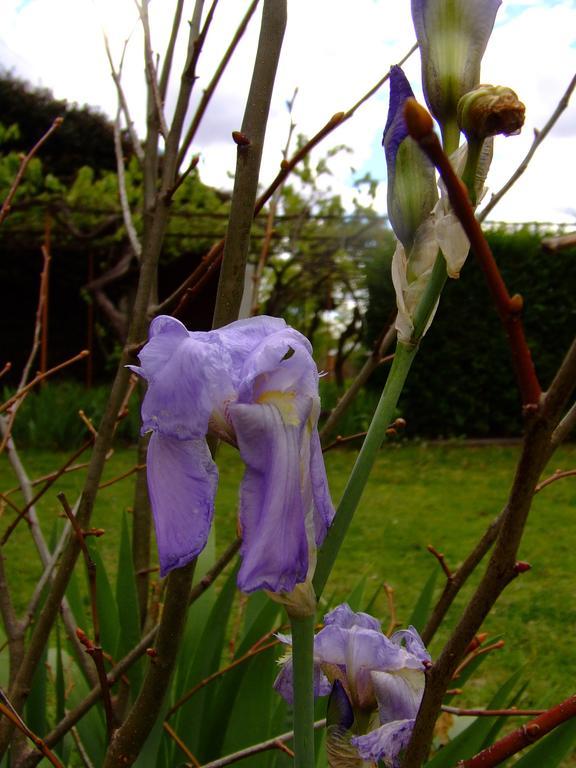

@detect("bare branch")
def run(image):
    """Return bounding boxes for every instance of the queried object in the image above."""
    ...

[479,72,576,222]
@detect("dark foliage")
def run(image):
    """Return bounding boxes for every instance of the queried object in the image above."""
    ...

[365,226,576,437]
[0,70,124,179]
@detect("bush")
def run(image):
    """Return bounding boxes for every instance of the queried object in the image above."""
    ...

[5,381,140,449]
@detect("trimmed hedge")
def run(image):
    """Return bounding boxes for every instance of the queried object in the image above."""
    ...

[365,226,576,437]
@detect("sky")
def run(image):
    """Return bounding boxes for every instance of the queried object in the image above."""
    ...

[1,0,575,224]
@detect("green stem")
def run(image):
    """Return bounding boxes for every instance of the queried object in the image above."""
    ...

[313,341,418,597]
[290,613,316,768]
[441,119,460,156]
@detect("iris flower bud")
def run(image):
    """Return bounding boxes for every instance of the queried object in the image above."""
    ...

[458,84,526,140]
[412,0,502,128]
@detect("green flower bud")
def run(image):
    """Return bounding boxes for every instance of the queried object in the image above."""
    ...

[457,85,526,139]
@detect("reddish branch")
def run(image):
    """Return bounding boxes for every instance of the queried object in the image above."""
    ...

[459,694,576,767]
[404,98,542,407]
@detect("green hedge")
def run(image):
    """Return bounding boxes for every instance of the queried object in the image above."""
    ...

[4,382,140,449]
[365,226,576,437]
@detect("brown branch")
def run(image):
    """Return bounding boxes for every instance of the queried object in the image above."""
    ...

[157,46,418,319]
[1,439,94,546]
[535,467,576,493]
[322,431,368,453]
[459,694,576,767]
[479,72,576,222]
[196,720,327,768]
[443,706,545,717]
[0,350,90,415]
[163,721,201,766]
[404,98,541,407]
[58,494,116,739]
[176,0,261,171]
[212,0,287,329]
[0,118,63,226]
[166,635,279,718]
[427,545,453,580]
[0,691,64,768]
[403,339,576,766]
[98,464,145,490]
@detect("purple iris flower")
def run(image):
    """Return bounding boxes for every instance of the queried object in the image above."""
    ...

[274,603,430,767]
[412,0,502,124]
[131,314,334,594]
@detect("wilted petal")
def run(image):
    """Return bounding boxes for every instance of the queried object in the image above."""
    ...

[391,230,439,343]
[230,400,311,593]
[147,432,218,576]
[135,316,234,439]
[351,718,414,767]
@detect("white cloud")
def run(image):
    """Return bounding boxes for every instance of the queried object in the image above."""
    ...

[0,0,575,223]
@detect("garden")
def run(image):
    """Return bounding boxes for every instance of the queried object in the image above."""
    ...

[1,1,576,767]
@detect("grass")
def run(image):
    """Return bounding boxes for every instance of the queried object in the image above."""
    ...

[1,440,576,756]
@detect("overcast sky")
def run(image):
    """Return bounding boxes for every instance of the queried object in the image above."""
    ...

[1,0,575,224]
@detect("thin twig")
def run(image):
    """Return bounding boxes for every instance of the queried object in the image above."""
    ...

[427,545,453,580]
[167,635,279,717]
[0,118,63,226]
[322,431,369,453]
[58,493,116,739]
[458,694,576,767]
[479,72,576,222]
[384,583,400,636]
[176,0,260,172]
[98,464,145,490]
[405,98,542,407]
[443,706,545,717]
[163,722,201,766]
[157,45,418,319]
[103,35,144,164]
[0,350,90,415]
[535,468,576,493]
[0,690,64,768]
[135,0,169,139]
[113,106,142,259]
[195,720,327,768]
[1,439,94,546]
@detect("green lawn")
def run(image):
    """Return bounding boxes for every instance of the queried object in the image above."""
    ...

[2,440,576,748]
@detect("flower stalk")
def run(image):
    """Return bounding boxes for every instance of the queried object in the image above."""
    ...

[289,613,317,768]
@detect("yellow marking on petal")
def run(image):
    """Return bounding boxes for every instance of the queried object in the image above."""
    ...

[256,390,300,427]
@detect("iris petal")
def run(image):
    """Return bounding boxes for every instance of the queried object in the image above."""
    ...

[352,718,414,767]
[147,432,218,577]
[230,401,310,593]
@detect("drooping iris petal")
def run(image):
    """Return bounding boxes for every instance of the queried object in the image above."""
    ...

[310,427,336,545]
[146,432,218,576]
[351,718,414,767]
[230,399,311,593]
[134,314,334,589]
[412,0,502,124]
[135,317,234,439]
